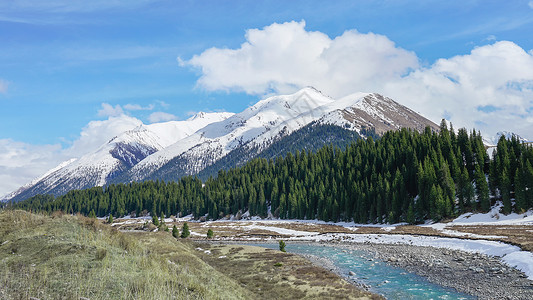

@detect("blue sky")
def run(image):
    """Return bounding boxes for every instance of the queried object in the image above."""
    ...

[1,0,533,195]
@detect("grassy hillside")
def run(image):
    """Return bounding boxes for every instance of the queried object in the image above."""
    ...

[0,210,252,300]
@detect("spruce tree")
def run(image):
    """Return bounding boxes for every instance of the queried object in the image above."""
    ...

[475,164,491,212]
[207,228,214,239]
[152,214,159,226]
[406,202,415,225]
[279,240,286,252]
[181,222,190,238]
[172,225,179,239]
[107,214,113,224]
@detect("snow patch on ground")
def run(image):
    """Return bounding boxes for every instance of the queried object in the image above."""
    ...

[422,223,507,239]
[244,225,319,236]
[290,233,533,280]
[451,202,533,226]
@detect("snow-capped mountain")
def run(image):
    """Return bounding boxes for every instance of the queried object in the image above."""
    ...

[4,112,233,202]
[122,87,438,183]
[5,87,438,202]
[483,131,530,147]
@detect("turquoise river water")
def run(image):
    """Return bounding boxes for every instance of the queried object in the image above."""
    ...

[249,242,475,300]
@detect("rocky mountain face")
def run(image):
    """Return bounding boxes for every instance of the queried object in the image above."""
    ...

[4,87,438,202]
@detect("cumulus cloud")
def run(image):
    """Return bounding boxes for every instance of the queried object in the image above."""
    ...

[0,114,142,197]
[182,20,533,139]
[0,79,8,94]
[98,103,124,117]
[383,41,533,138]
[148,111,178,123]
[64,114,142,158]
[0,139,62,197]
[180,20,418,97]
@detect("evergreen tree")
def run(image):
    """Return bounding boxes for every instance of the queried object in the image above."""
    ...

[181,222,190,238]
[406,202,415,225]
[152,214,159,226]
[279,240,286,252]
[107,214,113,224]
[207,228,214,239]
[172,225,179,239]
[475,164,491,212]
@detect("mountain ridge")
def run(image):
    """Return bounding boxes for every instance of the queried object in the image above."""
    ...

[4,87,438,202]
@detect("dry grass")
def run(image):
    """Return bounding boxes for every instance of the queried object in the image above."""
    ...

[114,217,533,253]
[194,243,382,300]
[0,210,251,300]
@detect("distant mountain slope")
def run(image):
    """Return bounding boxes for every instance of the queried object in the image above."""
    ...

[6,112,233,202]
[122,88,438,183]
[196,122,367,181]
[5,87,438,202]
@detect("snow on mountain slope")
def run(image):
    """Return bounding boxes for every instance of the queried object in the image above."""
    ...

[126,87,336,180]
[5,112,233,201]
[127,88,438,182]
[484,131,531,147]
[319,93,439,135]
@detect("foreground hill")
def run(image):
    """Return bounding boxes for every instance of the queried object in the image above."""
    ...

[0,210,377,300]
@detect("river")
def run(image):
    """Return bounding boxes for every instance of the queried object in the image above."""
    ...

[249,242,474,300]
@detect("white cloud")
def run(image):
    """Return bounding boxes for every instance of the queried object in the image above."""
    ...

[0,79,8,94]
[183,21,533,139]
[529,1,533,9]
[123,103,154,111]
[383,41,533,138]
[97,103,124,117]
[0,114,142,197]
[181,20,418,98]
[148,111,178,123]
[64,114,142,158]
[155,100,170,108]
[0,139,62,197]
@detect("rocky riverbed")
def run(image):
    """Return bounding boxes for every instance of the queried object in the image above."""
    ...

[303,241,533,300]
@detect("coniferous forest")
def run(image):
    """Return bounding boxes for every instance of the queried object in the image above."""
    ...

[9,121,533,224]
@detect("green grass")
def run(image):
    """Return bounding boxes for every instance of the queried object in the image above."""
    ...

[0,210,251,300]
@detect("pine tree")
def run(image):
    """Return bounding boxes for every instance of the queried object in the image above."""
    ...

[475,164,491,212]
[152,214,159,226]
[207,228,214,239]
[172,225,179,238]
[88,209,96,218]
[107,214,113,224]
[501,169,512,214]
[181,222,190,238]
[279,240,286,252]
[406,202,415,225]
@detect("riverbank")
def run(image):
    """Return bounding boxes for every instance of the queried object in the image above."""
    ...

[193,241,382,300]
[292,241,533,300]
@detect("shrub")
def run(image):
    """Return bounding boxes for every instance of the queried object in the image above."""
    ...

[207,229,214,239]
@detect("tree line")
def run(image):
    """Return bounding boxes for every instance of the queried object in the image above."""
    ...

[8,121,533,224]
